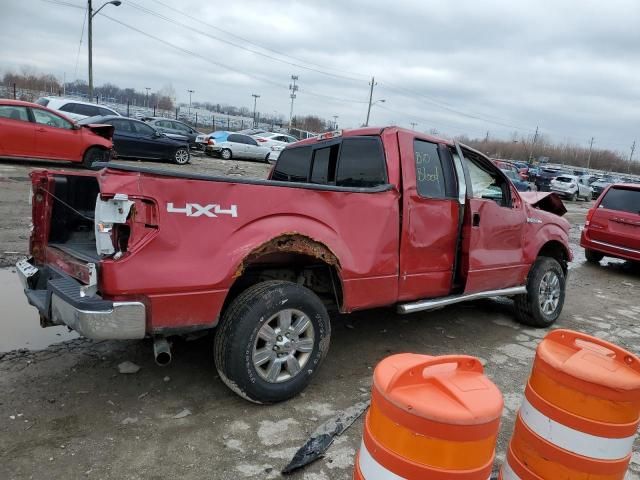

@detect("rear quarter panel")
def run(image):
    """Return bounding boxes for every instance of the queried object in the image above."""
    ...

[97,172,401,330]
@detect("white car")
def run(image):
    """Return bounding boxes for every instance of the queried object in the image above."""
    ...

[253,132,298,162]
[205,132,271,162]
[35,97,120,121]
[550,174,592,201]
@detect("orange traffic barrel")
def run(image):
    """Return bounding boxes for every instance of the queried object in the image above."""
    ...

[354,353,503,480]
[501,329,640,480]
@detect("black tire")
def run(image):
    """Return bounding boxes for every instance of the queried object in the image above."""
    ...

[514,257,565,328]
[173,147,190,165]
[570,192,577,202]
[214,281,331,404]
[82,146,108,169]
[264,153,270,163]
[221,148,232,160]
[585,248,604,264]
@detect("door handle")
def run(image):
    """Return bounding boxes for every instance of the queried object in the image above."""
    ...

[472,212,481,227]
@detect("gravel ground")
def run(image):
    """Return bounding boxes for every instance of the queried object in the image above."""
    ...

[1,156,639,480]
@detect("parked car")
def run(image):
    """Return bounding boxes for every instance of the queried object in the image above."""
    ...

[590,179,612,199]
[78,115,190,164]
[18,127,571,404]
[253,132,299,162]
[0,99,112,168]
[550,174,591,201]
[205,132,270,162]
[581,183,640,264]
[195,130,230,150]
[501,168,531,191]
[535,168,562,191]
[143,118,199,149]
[36,97,120,121]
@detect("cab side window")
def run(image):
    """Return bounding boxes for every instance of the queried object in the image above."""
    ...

[414,140,456,199]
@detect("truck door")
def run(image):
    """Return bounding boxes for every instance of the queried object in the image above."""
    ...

[398,131,461,300]
[457,146,529,293]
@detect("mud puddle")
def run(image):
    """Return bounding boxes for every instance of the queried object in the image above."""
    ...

[0,268,78,352]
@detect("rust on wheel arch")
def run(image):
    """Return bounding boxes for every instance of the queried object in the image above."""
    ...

[233,233,341,279]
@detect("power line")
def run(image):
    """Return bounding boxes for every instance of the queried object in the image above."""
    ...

[98,12,367,107]
[73,4,87,80]
[147,0,370,82]
[126,0,367,84]
[41,0,84,9]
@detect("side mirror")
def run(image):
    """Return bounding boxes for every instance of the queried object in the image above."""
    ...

[72,122,81,130]
[153,131,163,138]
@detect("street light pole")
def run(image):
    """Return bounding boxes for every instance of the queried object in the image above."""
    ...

[145,87,150,108]
[87,0,121,101]
[251,94,260,128]
[187,89,194,116]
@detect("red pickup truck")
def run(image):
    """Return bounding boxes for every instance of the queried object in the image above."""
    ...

[17,127,571,403]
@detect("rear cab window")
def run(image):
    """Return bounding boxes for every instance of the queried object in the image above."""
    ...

[271,136,387,188]
[600,187,640,215]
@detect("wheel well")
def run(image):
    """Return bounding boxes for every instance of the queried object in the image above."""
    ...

[537,241,569,274]
[223,234,343,314]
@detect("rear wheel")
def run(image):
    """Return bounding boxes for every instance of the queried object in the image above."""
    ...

[570,192,577,201]
[173,147,190,165]
[82,147,108,169]
[221,148,232,160]
[585,248,604,264]
[514,257,565,328]
[214,281,331,404]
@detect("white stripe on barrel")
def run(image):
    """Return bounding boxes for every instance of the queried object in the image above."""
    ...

[520,397,635,461]
[358,441,405,480]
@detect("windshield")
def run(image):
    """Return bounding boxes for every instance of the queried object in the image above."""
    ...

[555,177,574,183]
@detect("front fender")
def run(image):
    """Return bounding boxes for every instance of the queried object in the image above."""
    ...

[524,221,572,265]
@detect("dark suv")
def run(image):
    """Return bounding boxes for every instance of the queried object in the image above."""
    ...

[535,168,562,192]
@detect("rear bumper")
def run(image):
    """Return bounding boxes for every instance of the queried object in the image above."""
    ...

[16,258,146,340]
[550,188,575,198]
[580,231,640,262]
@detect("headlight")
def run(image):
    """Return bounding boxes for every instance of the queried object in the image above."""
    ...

[271,145,284,151]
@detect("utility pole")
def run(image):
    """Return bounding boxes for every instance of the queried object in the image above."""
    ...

[288,75,298,132]
[484,131,490,142]
[187,89,194,116]
[528,125,539,163]
[410,122,417,130]
[332,115,339,130]
[145,87,150,108]
[251,94,260,128]
[87,0,121,100]
[365,76,376,127]
[629,140,636,173]
[587,137,595,169]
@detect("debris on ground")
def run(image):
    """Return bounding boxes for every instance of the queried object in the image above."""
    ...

[117,361,140,374]
[173,408,192,419]
[121,417,138,425]
[282,401,370,474]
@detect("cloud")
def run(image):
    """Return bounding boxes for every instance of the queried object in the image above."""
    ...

[1,0,638,151]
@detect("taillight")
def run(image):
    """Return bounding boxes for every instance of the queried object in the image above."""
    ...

[585,208,595,226]
[207,138,215,145]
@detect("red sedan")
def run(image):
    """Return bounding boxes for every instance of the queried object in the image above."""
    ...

[0,99,113,168]
[581,183,640,263]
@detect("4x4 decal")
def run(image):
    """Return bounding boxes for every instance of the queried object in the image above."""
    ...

[167,203,238,218]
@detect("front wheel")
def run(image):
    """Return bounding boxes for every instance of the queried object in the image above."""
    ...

[173,147,190,165]
[214,281,331,404]
[570,192,577,202]
[514,257,565,328]
[221,148,232,160]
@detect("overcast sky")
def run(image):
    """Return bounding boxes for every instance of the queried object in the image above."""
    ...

[2,0,639,152]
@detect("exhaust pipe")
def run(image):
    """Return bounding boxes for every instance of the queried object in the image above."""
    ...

[153,337,172,366]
